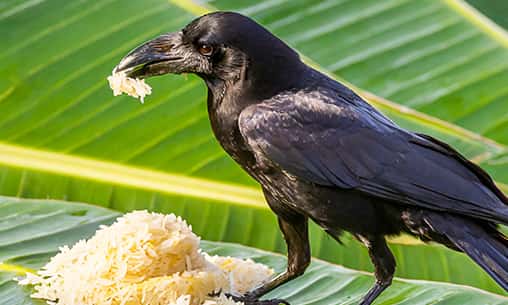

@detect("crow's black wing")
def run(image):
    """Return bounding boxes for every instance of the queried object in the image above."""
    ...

[238,91,508,224]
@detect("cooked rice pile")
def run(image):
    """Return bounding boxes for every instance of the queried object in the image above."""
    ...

[107,72,152,103]
[18,211,273,305]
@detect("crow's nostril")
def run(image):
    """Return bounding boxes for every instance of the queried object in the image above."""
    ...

[152,43,168,52]
[151,41,174,52]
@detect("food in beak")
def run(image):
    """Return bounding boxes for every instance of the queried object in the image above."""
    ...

[107,70,152,103]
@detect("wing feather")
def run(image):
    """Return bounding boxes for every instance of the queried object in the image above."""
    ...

[239,92,508,224]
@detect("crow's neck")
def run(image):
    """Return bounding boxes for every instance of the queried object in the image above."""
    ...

[201,59,307,173]
[245,54,307,100]
[201,77,253,169]
[203,55,305,131]
[204,77,245,149]
[204,56,307,111]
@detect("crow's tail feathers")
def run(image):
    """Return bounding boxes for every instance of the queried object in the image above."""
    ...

[426,213,508,291]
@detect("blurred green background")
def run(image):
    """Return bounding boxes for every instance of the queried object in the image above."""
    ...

[468,0,508,29]
[1,0,508,304]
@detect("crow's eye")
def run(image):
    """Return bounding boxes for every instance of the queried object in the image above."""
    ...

[198,44,213,56]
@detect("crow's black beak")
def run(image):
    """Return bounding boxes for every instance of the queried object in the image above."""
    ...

[114,32,185,78]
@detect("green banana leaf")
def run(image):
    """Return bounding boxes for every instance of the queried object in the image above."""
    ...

[3,197,508,305]
[0,0,507,295]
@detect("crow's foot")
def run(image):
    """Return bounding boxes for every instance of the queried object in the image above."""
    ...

[226,294,290,305]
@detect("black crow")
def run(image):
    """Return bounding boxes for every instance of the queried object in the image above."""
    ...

[114,12,508,305]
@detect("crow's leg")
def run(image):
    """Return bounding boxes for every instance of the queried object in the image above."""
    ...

[356,235,395,305]
[239,211,310,304]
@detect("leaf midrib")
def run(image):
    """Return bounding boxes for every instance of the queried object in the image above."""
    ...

[444,0,508,49]
[0,142,265,208]
[0,263,35,275]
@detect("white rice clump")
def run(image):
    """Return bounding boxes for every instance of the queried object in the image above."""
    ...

[17,211,273,305]
[107,71,152,103]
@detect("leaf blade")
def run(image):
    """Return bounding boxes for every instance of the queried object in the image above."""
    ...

[2,197,507,305]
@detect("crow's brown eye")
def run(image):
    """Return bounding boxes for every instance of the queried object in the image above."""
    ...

[198,44,213,56]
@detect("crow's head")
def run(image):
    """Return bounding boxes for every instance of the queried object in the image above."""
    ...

[115,11,305,97]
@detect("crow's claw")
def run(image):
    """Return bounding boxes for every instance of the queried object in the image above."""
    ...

[226,294,290,305]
